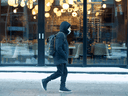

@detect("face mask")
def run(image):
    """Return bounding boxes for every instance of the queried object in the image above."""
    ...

[68,29,71,34]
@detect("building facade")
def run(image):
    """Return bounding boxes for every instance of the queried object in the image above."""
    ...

[0,0,128,67]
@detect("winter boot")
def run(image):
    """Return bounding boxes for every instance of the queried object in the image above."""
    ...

[59,84,72,92]
[41,73,61,91]
[41,79,49,91]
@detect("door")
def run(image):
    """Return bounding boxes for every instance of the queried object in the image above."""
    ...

[0,0,38,65]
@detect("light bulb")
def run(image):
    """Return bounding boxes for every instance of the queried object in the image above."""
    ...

[62,3,69,10]
[115,0,121,2]
[72,12,77,17]
[13,9,17,13]
[45,13,50,17]
[33,16,36,19]
[103,4,106,8]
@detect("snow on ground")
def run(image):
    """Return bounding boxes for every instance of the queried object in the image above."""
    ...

[0,72,128,83]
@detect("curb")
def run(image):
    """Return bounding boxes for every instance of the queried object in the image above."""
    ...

[0,71,128,74]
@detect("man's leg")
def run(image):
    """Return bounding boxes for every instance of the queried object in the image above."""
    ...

[59,63,71,92]
[60,63,67,88]
[41,64,63,91]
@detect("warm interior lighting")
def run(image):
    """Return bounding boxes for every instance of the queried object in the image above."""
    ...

[61,9,66,13]
[13,9,17,13]
[102,4,106,8]
[20,0,25,7]
[13,0,19,7]
[53,8,58,13]
[72,12,77,17]
[33,16,36,19]
[56,11,62,17]
[62,3,69,10]
[73,6,79,11]
[35,5,38,10]
[27,0,33,9]
[46,2,51,6]
[33,0,36,2]
[95,12,99,16]
[69,0,73,4]
[32,9,36,15]
[88,10,91,14]
[68,8,73,12]
[115,0,121,2]
[8,0,15,6]
[50,0,54,4]
[80,0,83,3]
[45,13,50,17]
[89,0,91,2]
[45,6,51,11]
[32,8,38,15]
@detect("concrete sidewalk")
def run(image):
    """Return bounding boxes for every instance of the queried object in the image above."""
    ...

[0,66,128,74]
[0,73,128,96]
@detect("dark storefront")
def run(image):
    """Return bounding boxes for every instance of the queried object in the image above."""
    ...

[0,0,128,67]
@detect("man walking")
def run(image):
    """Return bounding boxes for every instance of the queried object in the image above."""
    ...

[41,21,72,92]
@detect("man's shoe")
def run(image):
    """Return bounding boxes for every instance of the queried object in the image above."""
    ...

[41,79,47,91]
[59,87,72,93]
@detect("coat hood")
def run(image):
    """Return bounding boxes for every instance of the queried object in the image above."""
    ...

[60,21,71,35]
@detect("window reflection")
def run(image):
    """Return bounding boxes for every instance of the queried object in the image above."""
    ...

[1,0,38,64]
[87,0,127,65]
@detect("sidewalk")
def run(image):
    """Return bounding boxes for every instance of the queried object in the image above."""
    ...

[0,72,128,96]
[0,66,128,74]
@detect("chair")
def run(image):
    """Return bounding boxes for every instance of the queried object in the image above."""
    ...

[79,43,83,57]
[69,43,81,59]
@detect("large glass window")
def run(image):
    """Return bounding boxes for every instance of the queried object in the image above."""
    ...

[87,0,127,65]
[45,0,83,65]
[1,0,38,64]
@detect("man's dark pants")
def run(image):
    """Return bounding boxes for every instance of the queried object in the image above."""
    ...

[45,63,68,87]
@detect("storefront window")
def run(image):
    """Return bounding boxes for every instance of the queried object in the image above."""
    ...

[87,0,127,65]
[45,0,83,65]
[1,0,38,64]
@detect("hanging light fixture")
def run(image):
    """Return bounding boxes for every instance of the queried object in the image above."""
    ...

[27,0,33,9]
[45,6,51,11]
[20,0,25,7]
[53,8,58,13]
[35,5,38,10]
[69,0,73,4]
[50,0,54,4]
[33,0,36,2]
[13,9,17,13]
[72,12,77,17]
[68,8,73,12]
[88,0,91,2]
[46,2,52,6]
[115,0,121,2]
[88,10,91,14]
[33,16,36,19]
[45,13,50,18]
[95,12,99,16]
[102,4,106,8]
[32,8,38,15]
[13,0,19,7]
[8,0,15,6]
[62,3,69,10]
[56,11,62,17]
[80,0,83,3]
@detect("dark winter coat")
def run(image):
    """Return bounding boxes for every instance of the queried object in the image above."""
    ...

[53,21,71,65]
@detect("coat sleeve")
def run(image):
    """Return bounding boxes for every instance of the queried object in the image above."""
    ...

[55,33,67,60]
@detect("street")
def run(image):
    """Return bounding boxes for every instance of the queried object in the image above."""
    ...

[0,73,128,96]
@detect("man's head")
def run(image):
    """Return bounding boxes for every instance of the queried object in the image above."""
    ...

[60,21,71,35]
